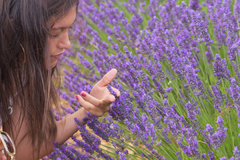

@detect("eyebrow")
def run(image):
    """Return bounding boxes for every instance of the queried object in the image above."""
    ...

[51,26,69,30]
[51,17,76,30]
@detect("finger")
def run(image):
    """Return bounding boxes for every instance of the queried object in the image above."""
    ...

[78,92,113,110]
[76,95,95,112]
[111,87,121,97]
[97,69,117,87]
[108,94,116,102]
[2,155,6,160]
[0,152,6,160]
[0,141,4,151]
[76,95,108,117]
[79,91,101,107]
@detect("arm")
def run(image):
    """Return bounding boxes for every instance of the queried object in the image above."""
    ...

[55,106,87,145]
[55,68,121,145]
[9,104,87,160]
[55,68,120,145]
[10,69,120,160]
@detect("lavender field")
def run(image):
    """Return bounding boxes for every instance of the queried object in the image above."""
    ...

[45,0,240,159]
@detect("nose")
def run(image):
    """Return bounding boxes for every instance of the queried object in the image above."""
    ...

[58,32,71,49]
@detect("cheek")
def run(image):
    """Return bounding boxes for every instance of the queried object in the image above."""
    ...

[45,38,57,70]
[48,39,57,55]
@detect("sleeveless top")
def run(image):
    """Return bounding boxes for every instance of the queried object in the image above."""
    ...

[0,67,27,128]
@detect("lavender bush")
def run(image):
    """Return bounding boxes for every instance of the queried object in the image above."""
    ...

[45,0,240,159]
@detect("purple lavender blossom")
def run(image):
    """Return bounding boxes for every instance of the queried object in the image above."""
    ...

[208,151,216,160]
[211,84,224,112]
[54,0,240,159]
[212,54,230,79]
[185,65,198,90]
[206,46,213,63]
[216,116,227,143]
[162,128,171,144]
[201,153,208,160]
[176,151,181,160]
[189,0,201,11]
[185,101,198,121]
[74,118,105,155]
[53,142,78,160]
[191,11,213,45]
[234,146,240,160]
[165,86,173,93]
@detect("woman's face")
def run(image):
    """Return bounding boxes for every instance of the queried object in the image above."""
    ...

[47,4,77,69]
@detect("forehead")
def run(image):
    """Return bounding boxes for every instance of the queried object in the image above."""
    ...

[50,5,77,29]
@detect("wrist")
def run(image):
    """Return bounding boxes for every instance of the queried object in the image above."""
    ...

[77,107,90,125]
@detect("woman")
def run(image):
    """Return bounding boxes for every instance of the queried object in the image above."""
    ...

[0,0,120,159]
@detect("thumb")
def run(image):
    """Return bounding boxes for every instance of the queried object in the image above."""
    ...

[97,69,117,87]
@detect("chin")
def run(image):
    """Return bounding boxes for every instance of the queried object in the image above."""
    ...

[51,61,57,69]
[45,61,57,70]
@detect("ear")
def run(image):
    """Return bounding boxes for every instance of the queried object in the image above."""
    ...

[5,19,14,39]
[8,19,14,25]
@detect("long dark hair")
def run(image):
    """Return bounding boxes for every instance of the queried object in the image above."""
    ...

[0,0,78,158]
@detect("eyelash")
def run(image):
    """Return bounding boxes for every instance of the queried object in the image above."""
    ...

[52,34,60,38]
[52,27,73,38]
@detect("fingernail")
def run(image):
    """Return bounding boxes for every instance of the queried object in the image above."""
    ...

[2,155,6,160]
[81,92,87,97]
[76,95,79,100]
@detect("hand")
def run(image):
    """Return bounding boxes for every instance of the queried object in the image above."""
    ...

[90,69,120,100]
[0,152,6,160]
[0,141,6,160]
[76,69,120,117]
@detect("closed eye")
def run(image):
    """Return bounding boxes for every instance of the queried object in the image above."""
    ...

[52,34,60,38]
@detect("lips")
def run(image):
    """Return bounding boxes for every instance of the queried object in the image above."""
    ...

[51,53,63,60]
[51,52,63,57]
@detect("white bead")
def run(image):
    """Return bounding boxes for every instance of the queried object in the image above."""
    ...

[8,106,13,115]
